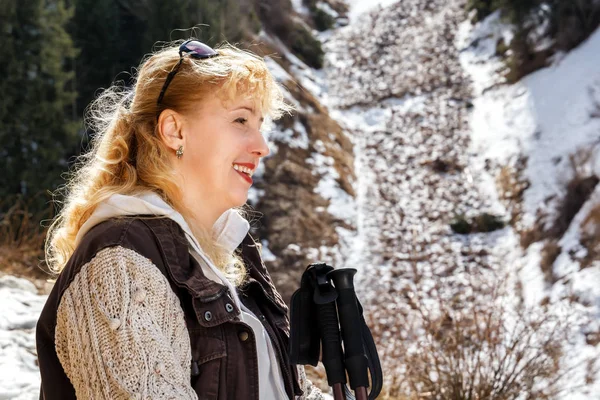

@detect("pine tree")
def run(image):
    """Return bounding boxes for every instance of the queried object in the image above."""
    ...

[70,0,216,117]
[70,0,133,117]
[0,0,78,212]
[143,0,195,49]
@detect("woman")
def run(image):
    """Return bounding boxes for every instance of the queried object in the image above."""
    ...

[36,39,324,400]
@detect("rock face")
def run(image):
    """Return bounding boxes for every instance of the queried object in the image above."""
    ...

[256,113,354,301]
[246,44,356,302]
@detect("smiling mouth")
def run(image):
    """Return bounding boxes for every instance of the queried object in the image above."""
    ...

[232,163,254,177]
[234,167,253,184]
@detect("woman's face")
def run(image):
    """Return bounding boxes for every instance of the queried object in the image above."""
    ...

[165,95,269,227]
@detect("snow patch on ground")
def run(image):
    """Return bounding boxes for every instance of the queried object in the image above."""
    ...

[260,240,277,262]
[306,149,356,226]
[291,0,310,16]
[0,275,47,400]
[279,120,311,150]
[346,0,399,22]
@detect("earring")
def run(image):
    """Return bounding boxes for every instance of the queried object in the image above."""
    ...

[176,145,184,159]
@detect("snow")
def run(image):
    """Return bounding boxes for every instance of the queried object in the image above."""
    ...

[264,55,302,111]
[260,240,277,262]
[320,2,517,391]
[346,0,399,22]
[280,120,310,150]
[306,150,356,226]
[290,0,310,16]
[457,13,600,229]
[0,276,47,400]
[458,6,600,299]
[246,186,264,206]
[264,56,293,83]
[520,242,548,305]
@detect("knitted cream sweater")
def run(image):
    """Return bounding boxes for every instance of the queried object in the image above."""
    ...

[55,246,324,399]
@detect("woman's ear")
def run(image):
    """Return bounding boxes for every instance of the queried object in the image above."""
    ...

[157,109,184,151]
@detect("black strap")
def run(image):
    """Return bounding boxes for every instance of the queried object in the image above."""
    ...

[360,302,383,400]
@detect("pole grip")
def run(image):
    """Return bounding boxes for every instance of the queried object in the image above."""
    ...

[317,301,346,386]
[328,269,370,390]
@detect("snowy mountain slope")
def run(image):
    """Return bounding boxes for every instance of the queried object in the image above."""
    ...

[458,11,600,307]
[312,0,600,397]
[457,10,600,397]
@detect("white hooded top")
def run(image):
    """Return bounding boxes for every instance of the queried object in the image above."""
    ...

[73,190,288,400]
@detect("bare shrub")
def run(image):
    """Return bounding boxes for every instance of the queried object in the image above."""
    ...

[504,29,554,84]
[303,363,331,395]
[424,157,464,174]
[450,213,505,234]
[374,267,586,400]
[496,156,529,225]
[400,301,575,398]
[495,156,539,246]
[551,173,598,234]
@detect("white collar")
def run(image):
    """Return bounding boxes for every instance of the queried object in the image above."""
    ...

[74,191,250,254]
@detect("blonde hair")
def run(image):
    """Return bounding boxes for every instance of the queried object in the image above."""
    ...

[45,40,293,285]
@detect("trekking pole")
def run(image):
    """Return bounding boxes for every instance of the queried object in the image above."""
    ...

[317,297,348,399]
[328,269,369,400]
[290,264,347,399]
[290,263,383,400]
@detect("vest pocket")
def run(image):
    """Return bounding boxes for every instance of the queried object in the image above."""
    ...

[189,335,226,399]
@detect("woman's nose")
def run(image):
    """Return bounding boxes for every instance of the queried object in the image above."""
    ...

[251,129,270,158]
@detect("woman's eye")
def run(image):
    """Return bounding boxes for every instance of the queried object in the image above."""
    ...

[235,117,248,125]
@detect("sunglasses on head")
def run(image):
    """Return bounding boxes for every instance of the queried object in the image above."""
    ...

[156,40,219,106]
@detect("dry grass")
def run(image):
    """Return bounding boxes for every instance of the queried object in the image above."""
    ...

[496,157,528,223]
[495,156,541,248]
[0,192,54,281]
[580,202,600,269]
[304,363,331,394]
[539,239,561,285]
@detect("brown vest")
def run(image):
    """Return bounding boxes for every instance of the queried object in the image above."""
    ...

[36,215,302,399]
